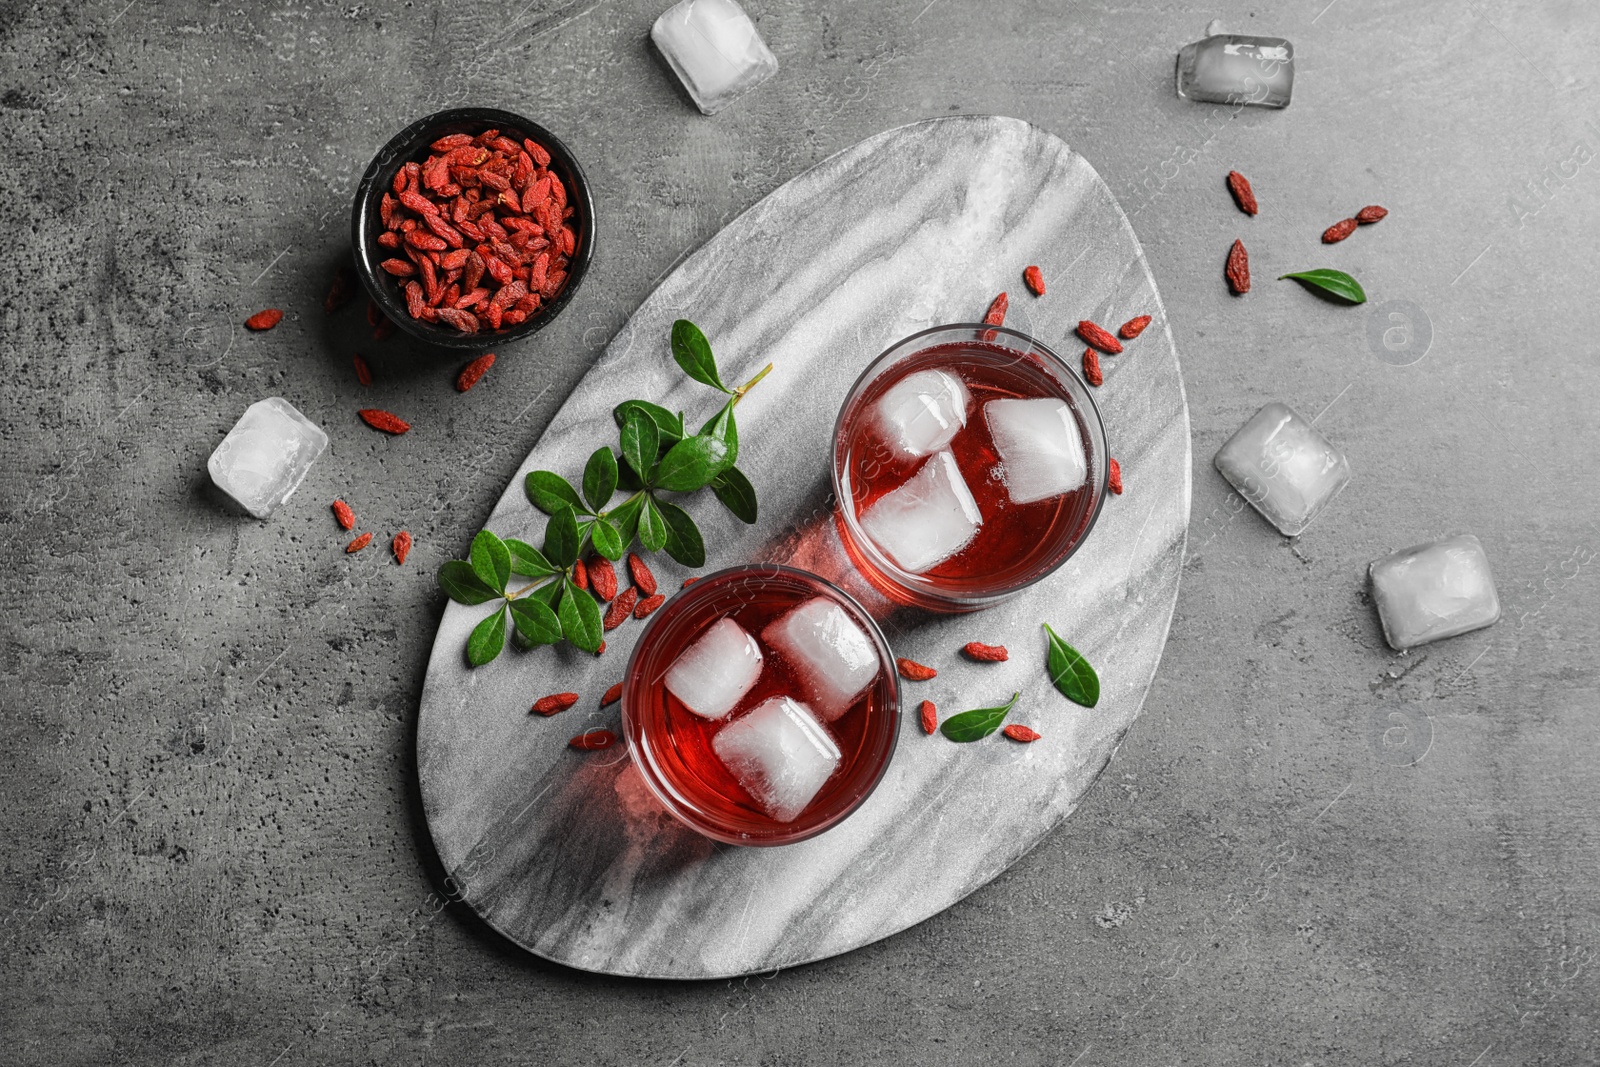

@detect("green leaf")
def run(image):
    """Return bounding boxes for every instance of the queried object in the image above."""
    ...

[558,578,604,653]
[699,400,739,471]
[653,434,731,493]
[614,399,684,443]
[469,530,510,594]
[940,692,1021,742]
[1278,268,1367,304]
[582,447,619,512]
[438,560,500,605]
[544,506,582,567]
[590,516,625,560]
[526,470,587,515]
[608,494,645,550]
[638,495,669,552]
[504,538,556,579]
[711,466,758,524]
[467,605,508,667]
[507,595,562,647]
[526,579,563,611]
[670,319,730,393]
[1044,624,1100,708]
[620,409,660,483]
[656,500,706,568]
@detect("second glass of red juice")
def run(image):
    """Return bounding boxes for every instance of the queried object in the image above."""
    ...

[832,323,1109,612]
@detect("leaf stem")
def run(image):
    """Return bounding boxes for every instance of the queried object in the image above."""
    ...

[599,489,644,520]
[732,363,773,405]
[505,575,556,601]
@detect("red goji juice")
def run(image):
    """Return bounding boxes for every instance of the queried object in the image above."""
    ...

[833,327,1107,611]
[622,566,899,846]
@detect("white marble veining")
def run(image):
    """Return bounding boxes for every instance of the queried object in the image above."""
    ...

[417,116,1191,979]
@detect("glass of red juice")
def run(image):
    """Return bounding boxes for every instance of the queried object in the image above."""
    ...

[832,323,1109,612]
[621,565,900,846]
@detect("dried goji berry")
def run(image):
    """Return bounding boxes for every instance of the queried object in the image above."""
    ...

[983,292,1008,326]
[1002,724,1041,743]
[603,587,638,631]
[588,556,618,601]
[601,681,623,707]
[345,532,373,553]
[392,530,412,565]
[456,352,495,392]
[962,642,1008,662]
[245,308,284,331]
[896,657,937,681]
[595,641,606,656]
[331,500,355,530]
[1076,320,1123,355]
[569,729,617,751]
[1323,218,1358,244]
[1108,457,1123,495]
[324,267,355,313]
[1082,348,1104,387]
[1226,170,1258,216]
[531,692,580,716]
[919,700,938,735]
[681,577,700,588]
[434,308,479,333]
[352,353,373,386]
[1356,204,1388,224]
[572,559,589,592]
[1118,315,1152,340]
[634,593,665,619]
[380,258,416,278]
[1023,265,1045,296]
[358,408,411,434]
[627,552,657,596]
[1226,240,1250,295]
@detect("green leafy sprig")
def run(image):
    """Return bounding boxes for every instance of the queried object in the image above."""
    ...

[1278,268,1367,304]
[438,319,771,666]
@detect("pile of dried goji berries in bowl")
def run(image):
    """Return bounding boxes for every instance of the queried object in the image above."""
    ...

[350,107,594,350]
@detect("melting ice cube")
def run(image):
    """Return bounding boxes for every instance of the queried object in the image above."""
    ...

[859,451,982,573]
[1369,534,1501,651]
[875,369,970,459]
[665,617,763,720]
[207,397,328,519]
[651,0,779,116]
[761,597,879,722]
[713,695,841,823]
[985,397,1088,505]
[1175,27,1294,108]
[1213,402,1349,536]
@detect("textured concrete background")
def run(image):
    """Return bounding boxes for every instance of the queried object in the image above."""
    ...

[2,0,1597,1063]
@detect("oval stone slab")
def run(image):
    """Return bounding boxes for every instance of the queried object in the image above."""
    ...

[418,116,1191,979]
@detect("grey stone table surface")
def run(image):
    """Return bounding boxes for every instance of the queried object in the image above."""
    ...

[1,0,1596,1063]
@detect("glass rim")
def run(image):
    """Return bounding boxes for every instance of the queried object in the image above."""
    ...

[830,321,1111,608]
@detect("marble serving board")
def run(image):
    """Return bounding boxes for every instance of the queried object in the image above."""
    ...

[417,116,1191,980]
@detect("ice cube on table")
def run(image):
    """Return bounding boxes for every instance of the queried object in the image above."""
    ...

[859,451,982,573]
[1176,30,1294,108]
[1213,402,1349,536]
[761,597,880,722]
[985,397,1088,505]
[875,369,970,459]
[207,397,328,519]
[1369,534,1502,651]
[665,617,763,720]
[651,0,778,116]
[713,695,841,823]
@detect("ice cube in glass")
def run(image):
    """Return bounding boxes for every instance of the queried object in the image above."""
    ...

[985,397,1087,505]
[651,0,779,116]
[206,397,328,519]
[1176,30,1294,108]
[1369,534,1501,651]
[712,695,841,823]
[874,369,969,459]
[761,597,880,722]
[664,617,763,720]
[859,450,982,573]
[1214,402,1349,536]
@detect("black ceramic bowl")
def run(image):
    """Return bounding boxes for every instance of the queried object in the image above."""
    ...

[350,107,595,351]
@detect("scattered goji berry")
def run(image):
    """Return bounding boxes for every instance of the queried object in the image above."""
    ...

[1108,457,1123,495]
[603,587,638,631]
[345,532,373,553]
[963,642,1009,662]
[358,408,411,434]
[392,530,412,565]
[1023,265,1045,296]
[324,267,355,313]
[1118,315,1152,340]
[455,352,496,392]
[634,593,665,619]
[531,692,580,716]
[1356,205,1388,224]
[331,500,355,530]
[628,552,658,596]
[601,681,623,707]
[681,577,700,588]
[1082,348,1103,387]
[245,308,284,331]
[983,292,1008,326]
[588,556,618,601]
[569,729,618,751]
[897,657,937,681]
[1226,170,1258,216]
[1077,320,1123,355]
[352,353,373,386]
[572,559,588,592]
[919,700,938,735]
[1226,240,1250,294]
[1323,218,1358,243]
[595,640,606,656]
[372,316,396,342]
[1002,724,1041,743]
